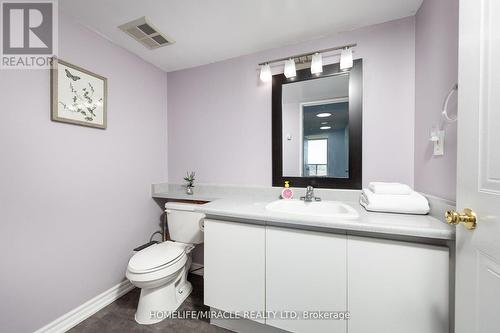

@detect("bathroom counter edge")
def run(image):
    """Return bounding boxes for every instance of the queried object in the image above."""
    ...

[152,183,455,241]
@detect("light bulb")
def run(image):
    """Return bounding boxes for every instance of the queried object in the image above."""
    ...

[311,53,323,74]
[340,47,353,70]
[284,58,296,78]
[259,63,272,82]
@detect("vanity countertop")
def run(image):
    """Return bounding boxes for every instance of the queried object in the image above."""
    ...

[152,183,455,241]
[194,198,455,241]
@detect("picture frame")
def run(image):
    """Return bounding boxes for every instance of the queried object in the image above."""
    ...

[51,58,108,129]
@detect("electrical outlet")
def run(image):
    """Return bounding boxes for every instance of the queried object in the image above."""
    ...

[433,130,445,156]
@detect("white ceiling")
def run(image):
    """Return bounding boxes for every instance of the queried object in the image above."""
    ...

[60,0,423,72]
[283,74,349,104]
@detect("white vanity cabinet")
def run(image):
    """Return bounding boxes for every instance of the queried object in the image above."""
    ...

[347,236,449,333]
[266,226,347,333]
[203,219,266,323]
[204,219,450,333]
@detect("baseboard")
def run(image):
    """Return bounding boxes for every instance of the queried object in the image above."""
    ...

[190,262,204,276]
[34,280,134,333]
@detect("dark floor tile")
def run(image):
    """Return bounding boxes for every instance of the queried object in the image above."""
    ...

[70,312,153,333]
[68,274,231,333]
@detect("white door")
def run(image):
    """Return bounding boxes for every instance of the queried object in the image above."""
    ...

[454,0,500,332]
[204,219,266,323]
[348,236,449,333]
[266,227,346,333]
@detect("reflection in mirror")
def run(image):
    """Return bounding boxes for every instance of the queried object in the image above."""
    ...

[282,74,349,178]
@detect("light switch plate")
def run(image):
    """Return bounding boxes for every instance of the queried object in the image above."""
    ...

[433,130,445,156]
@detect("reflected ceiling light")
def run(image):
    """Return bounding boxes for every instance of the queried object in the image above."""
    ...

[259,63,272,82]
[320,126,332,130]
[321,121,328,125]
[340,47,353,71]
[284,58,296,78]
[311,53,323,74]
[316,113,332,118]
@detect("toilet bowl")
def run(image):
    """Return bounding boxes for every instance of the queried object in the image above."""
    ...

[126,202,204,325]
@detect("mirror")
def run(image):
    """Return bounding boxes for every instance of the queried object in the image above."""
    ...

[282,74,349,178]
[272,60,362,189]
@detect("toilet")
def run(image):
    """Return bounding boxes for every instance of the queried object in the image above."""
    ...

[126,202,205,324]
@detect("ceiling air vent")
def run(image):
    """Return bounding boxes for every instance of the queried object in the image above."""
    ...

[118,17,175,50]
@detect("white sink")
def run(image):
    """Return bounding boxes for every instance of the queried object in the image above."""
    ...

[265,199,359,219]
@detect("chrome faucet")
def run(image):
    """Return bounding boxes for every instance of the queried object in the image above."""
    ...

[300,185,321,202]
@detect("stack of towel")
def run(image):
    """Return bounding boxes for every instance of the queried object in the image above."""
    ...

[360,182,430,215]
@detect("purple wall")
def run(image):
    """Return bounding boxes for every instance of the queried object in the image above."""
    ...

[167,17,416,188]
[414,0,459,201]
[0,15,168,333]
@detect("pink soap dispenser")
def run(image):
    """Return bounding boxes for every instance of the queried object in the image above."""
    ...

[281,181,294,199]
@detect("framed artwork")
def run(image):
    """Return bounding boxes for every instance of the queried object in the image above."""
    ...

[51,58,107,129]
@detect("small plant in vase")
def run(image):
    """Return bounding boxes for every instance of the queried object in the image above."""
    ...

[184,171,196,195]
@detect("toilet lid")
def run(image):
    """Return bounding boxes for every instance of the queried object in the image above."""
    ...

[128,241,185,273]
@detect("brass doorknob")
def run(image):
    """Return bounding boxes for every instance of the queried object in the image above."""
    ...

[445,208,477,230]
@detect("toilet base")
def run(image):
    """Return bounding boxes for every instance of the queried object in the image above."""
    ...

[134,272,192,325]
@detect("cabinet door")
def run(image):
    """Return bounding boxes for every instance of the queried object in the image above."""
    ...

[266,226,347,333]
[348,236,449,333]
[204,219,266,323]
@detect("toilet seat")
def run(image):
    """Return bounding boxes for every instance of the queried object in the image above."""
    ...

[128,241,187,274]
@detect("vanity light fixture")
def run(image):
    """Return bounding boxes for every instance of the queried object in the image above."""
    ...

[340,47,353,71]
[259,63,272,82]
[311,53,323,74]
[320,126,332,130]
[284,59,296,78]
[321,121,328,125]
[316,113,332,118]
[258,43,356,82]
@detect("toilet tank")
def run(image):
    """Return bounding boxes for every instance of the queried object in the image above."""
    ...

[165,202,205,244]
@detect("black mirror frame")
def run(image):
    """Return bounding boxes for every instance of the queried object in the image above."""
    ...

[272,59,363,189]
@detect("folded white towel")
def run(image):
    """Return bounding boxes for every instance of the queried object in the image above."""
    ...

[360,189,430,215]
[368,182,412,195]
